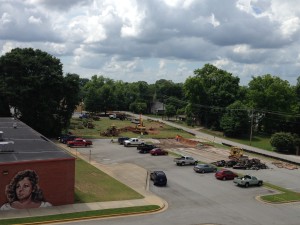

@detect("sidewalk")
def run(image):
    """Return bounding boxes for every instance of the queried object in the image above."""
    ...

[0,147,167,220]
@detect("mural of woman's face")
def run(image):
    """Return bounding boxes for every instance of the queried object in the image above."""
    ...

[15,177,33,202]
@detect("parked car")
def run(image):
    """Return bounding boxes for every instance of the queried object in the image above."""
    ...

[174,156,198,166]
[193,164,217,173]
[150,148,168,156]
[150,171,167,186]
[137,144,158,153]
[79,113,89,119]
[118,137,130,145]
[67,138,93,147]
[233,175,263,187]
[215,169,238,180]
[59,134,77,144]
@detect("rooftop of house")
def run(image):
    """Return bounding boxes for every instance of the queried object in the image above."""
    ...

[0,117,74,164]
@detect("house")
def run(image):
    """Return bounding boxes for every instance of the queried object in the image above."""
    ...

[151,101,165,114]
[0,118,75,209]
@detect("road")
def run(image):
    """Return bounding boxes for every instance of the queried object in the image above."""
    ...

[57,139,300,225]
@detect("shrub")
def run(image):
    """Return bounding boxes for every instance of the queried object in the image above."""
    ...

[270,132,294,153]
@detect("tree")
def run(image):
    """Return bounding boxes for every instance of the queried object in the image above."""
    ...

[58,73,81,131]
[220,101,249,137]
[0,48,80,137]
[129,102,147,114]
[270,132,295,153]
[184,64,240,129]
[165,104,176,120]
[246,74,297,133]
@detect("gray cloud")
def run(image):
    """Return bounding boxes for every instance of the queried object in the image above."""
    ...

[0,0,299,85]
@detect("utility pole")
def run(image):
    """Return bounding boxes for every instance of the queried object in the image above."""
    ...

[249,109,254,146]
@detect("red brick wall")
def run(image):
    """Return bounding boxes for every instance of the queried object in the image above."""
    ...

[0,158,75,207]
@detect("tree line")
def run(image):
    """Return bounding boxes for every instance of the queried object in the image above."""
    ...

[0,48,299,152]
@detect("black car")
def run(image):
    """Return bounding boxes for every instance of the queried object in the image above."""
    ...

[137,144,157,153]
[59,134,77,144]
[150,171,167,186]
[118,137,130,145]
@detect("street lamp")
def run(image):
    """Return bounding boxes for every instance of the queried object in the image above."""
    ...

[249,109,254,146]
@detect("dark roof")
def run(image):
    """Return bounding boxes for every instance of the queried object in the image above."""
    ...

[0,117,74,164]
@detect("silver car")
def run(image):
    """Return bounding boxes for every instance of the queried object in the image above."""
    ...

[193,164,217,173]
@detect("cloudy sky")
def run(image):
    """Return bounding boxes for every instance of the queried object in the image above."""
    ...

[1,0,300,85]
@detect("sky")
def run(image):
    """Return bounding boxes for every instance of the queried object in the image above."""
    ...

[1,0,300,86]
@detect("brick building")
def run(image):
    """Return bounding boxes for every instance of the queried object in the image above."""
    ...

[0,117,75,209]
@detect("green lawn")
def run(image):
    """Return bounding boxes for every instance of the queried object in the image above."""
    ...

[0,205,160,225]
[74,158,143,202]
[184,126,274,151]
[262,183,300,203]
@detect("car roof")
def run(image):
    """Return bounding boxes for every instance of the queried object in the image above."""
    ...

[153,171,165,175]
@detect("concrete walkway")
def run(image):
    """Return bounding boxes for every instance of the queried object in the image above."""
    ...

[0,147,167,220]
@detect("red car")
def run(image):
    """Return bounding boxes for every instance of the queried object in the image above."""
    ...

[215,169,238,180]
[67,138,93,147]
[150,148,168,156]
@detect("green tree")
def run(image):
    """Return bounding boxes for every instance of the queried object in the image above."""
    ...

[0,48,79,137]
[129,102,147,114]
[246,74,296,133]
[220,101,249,137]
[270,132,295,153]
[155,79,183,101]
[165,104,176,120]
[184,64,240,129]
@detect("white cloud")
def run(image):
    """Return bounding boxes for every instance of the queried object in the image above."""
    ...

[28,15,42,24]
[0,12,12,25]
[0,0,299,86]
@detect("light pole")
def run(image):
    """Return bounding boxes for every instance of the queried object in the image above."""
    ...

[249,109,254,146]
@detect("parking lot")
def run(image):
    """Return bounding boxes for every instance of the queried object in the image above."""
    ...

[73,139,300,225]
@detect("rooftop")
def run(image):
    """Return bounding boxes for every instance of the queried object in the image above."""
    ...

[0,117,74,164]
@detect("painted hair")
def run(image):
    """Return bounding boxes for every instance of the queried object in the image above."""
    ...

[5,170,45,203]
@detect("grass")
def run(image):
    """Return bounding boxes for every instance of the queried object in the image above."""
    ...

[74,158,143,202]
[261,183,300,203]
[185,126,274,151]
[0,205,160,225]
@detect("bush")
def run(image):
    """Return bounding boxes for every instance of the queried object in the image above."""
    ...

[270,132,294,153]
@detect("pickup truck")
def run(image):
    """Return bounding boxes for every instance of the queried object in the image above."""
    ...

[233,175,263,187]
[123,138,144,147]
[174,156,198,166]
[137,144,157,153]
[67,138,93,147]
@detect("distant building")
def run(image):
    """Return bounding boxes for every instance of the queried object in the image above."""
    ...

[151,101,165,114]
[0,118,75,209]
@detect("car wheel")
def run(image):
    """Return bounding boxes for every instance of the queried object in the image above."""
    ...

[181,162,185,166]
[257,181,263,186]
[201,170,205,174]
[245,183,249,188]
[222,177,226,181]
